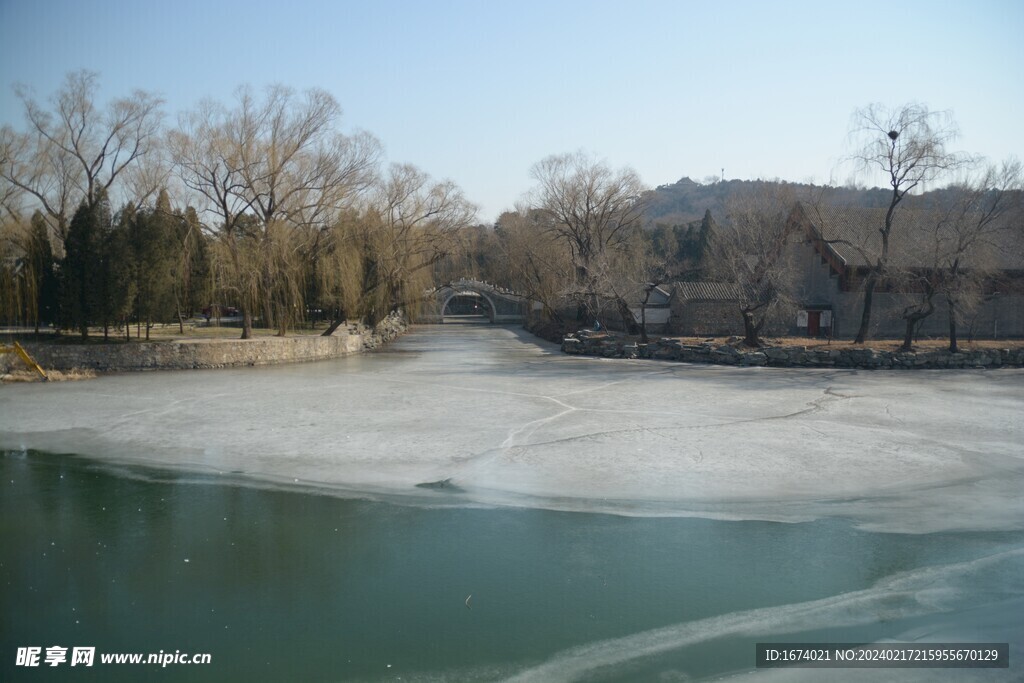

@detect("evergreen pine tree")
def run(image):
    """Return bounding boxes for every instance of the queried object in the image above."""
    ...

[694,209,716,278]
[131,190,179,339]
[99,203,136,340]
[61,199,102,339]
[174,205,211,330]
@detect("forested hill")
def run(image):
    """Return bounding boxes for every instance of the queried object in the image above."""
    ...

[643,177,894,227]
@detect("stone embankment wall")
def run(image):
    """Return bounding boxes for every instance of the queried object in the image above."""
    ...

[7,312,407,374]
[360,311,407,349]
[562,331,1024,370]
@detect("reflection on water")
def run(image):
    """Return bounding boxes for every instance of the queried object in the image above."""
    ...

[2,450,1022,682]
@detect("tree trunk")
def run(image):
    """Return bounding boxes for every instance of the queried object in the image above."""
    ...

[616,298,638,335]
[900,284,936,351]
[639,302,648,343]
[322,318,346,336]
[742,309,763,348]
[639,286,656,344]
[900,317,917,352]
[948,298,959,353]
[854,273,878,344]
[900,304,935,351]
[262,297,274,336]
[241,308,253,339]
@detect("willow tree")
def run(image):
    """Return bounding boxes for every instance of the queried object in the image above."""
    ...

[370,164,476,318]
[234,86,380,335]
[527,152,647,325]
[317,164,476,333]
[0,161,25,223]
[0,214,56,328]
[311,209,368,335]
[169,99,259,335]
[4,211,60,332]
[170,86,380,337]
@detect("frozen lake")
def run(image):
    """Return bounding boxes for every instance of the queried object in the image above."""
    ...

[3,325,1023,533]
[2,325,1023,681]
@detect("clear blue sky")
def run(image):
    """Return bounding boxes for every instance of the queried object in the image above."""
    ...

[1,0,1021,222]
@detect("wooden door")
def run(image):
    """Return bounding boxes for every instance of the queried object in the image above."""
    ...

[807,311,821,336]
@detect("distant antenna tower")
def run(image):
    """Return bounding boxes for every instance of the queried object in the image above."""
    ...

[721,168,725,182]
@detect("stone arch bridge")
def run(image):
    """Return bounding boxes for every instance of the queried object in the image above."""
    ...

[418,279,527,323]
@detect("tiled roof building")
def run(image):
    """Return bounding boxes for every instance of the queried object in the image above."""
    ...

[660,202,1023,339]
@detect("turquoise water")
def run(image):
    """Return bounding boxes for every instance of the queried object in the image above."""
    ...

[3,449,1022,682]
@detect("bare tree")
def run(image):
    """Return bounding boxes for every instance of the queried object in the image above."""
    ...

[886,161,1022,351]
[0,122,82,248]
[1,71,163,249]
[493,208,574,325]
[310,208,369,334]
[233,86,379,230]
[710,186,798,347]
[894,254,941,352]
[937,160,1023,351]
[168,98,261,336]
[846,103,973,343]
[234,86,379,336]
[0,216,32,326]
[169,86,381,337]
[122,142,172,209]
[636,257,691,344]
[430,222,503,286]
[584,236,647,333]
[527,151,647,324]
[0,181,21,224]
[351,163,476,326]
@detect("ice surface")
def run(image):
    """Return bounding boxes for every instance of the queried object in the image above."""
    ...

[500,548,1024,683]
[2,325,1022,533]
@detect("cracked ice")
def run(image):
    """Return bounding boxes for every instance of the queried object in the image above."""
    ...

[1,325,1022,533]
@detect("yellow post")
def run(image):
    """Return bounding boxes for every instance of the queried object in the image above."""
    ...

[0,342,49,381]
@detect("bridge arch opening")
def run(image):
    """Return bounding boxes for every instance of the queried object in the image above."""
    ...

[441,291,495,323]
[419,279,525,324]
